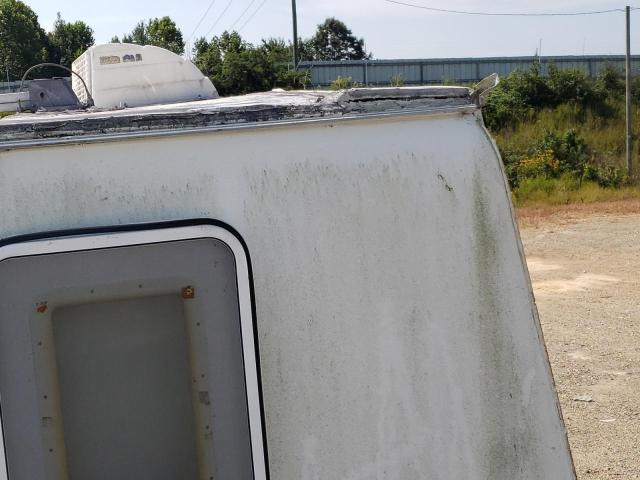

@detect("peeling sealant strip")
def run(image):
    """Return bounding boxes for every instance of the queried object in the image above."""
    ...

[0,105,477,152]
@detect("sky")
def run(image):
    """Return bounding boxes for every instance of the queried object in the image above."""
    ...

[22,0,640,59]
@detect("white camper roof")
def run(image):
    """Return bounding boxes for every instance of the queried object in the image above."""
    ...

[0,87,475,146]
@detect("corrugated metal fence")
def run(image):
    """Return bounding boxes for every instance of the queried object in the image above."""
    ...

[0,81,26,93]
[4,55,640,92]
[300,55,640,87]
[0,78,73,94]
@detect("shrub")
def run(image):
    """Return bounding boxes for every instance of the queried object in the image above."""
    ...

[515,149,560,181]
[547,64,594,106]
[483,64,552,129]
[482,85,529,130]
[595,64,625,97]
[537,129,589,178]
[487,63,637,197]
[483,63,624,130]
[583,164,627,188]
[331,75,354,90]
[276,69,312,90]
[390,74,404,87]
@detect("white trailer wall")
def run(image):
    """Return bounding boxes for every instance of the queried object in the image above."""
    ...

[0,111,575,479]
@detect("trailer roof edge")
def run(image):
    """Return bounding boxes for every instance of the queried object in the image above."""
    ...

[0,88,475,148]
[0,104,477,151]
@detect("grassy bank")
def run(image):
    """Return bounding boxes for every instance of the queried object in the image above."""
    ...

[494,101,640,207]
[494,102,639,173]
[511,176,640,207]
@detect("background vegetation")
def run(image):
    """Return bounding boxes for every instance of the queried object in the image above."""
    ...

[191,18,369,95]
[0,0,368,94]
[483,63,640,206]
[0,0,93,76]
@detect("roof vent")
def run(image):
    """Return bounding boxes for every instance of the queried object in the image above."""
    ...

[72,43,218,109]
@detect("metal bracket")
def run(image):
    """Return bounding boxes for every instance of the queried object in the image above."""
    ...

[471,73,500,107]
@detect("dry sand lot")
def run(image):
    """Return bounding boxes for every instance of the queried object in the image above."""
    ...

[518,202,640,479]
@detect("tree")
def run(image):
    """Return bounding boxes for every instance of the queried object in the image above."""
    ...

[122,21,149,46]
[304,18,370,61]
[121,17,185,55]
[193,32,311,96]
[0,0,49,80]
[260,38,311,89]
[193,31,274,96]
[146,17,184,55]
[48,13,94,68]
[260,37,290,65]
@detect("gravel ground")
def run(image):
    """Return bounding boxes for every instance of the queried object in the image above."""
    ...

[518,205,640,479]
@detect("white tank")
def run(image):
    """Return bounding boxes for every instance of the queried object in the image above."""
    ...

[72,43,218,109]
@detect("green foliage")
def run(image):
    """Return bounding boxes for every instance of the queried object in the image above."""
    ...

[276,68,311,89]
[483,63,628,130]
[48,13,94,68]
[0,0,49,80]
[512,176,639,207]
[511,149,559,183]
[482,67,541,130]
[583,164,627,188]
[146,17,184,55]
[122,21,147,46]
[501,127,623,190]
[595,64,625,97]
[122,17,185,55]
[514,175,581,205]
[389,74,404,87]
[547,65,594,106]
[486,62,637,200]
[538,129,590,178]
[260,37,310,89]
[193,32,309,96]
[302,18,370,61]
[330,76,353,90]
[260,37,290,65]
[194,32,270,96]
[631,76,640,104]
[297,38,314,64]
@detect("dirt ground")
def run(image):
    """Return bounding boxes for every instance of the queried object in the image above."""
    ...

[517,201,640,479]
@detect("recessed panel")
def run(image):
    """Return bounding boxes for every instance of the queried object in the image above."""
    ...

[0,229,264,480]
[52,295,198,480]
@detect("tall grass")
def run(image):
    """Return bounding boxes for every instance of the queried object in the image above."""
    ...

[512,176,640,207]
[494,101,639,174]
[483,64,640,205]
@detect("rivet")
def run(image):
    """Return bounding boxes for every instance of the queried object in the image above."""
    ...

[182,286,195,299]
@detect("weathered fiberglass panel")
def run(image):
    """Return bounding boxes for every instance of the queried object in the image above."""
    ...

[0,111,575,479]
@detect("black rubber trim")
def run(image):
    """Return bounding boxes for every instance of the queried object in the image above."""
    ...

[0,218,271,480]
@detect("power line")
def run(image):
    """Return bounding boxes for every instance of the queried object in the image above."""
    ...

[382,0,630,16]
[238,0,268,32]
[188,0,218,42]
[204,0,234,37]
[229,0,258,31]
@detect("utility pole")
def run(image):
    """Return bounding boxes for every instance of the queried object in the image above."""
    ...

[626,6,633,176]
[291,0,299,70]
